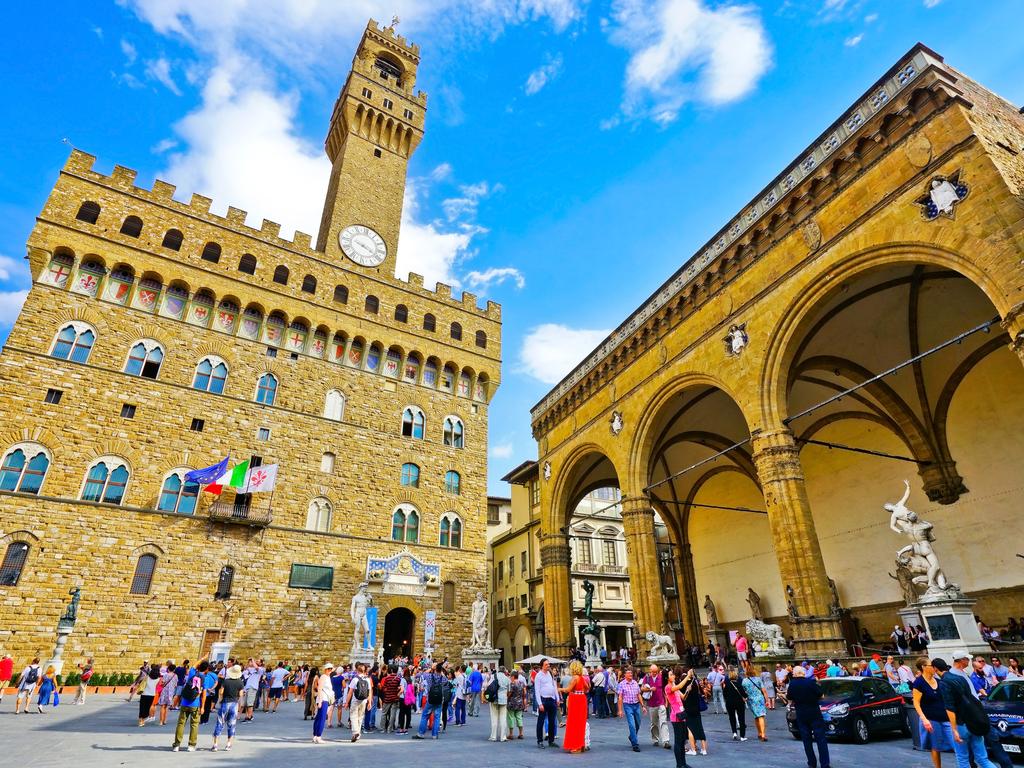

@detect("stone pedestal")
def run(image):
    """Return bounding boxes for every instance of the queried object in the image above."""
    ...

[47,621,74,677]
[351,647,377,668]
[462,649,500,670]
[918,597,990,658]
[706,628,730,655]
[898,605,924,632]
[210,642,233,664]
[584,654,602,669]
[646,653,681,667]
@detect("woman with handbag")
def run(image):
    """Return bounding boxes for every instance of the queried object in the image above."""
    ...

[722,667,747,741]
[665,667,690,768]
[560,660,590,753]
[741,662,769,741]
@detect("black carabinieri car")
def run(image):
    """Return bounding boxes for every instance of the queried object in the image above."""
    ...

[786,676,910,744]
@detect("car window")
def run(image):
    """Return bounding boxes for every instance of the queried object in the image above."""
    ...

[989,682,1024,702]
[871,680,894,697]
[819,680,861,698]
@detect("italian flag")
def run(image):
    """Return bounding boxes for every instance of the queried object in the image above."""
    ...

[205,459,250,495]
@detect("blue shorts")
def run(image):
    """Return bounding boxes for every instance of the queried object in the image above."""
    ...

[920,719,954,751]
[269,688,283,700]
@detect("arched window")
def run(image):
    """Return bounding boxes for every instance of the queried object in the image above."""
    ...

[395,304,408,323]
[306,497,332,532]
[0,444,51,495]
[201,242,221,263]
[423,313,436,332]
[301,274,317,294]
[157,470,200,515]
[273,265,289,285]
[320,452,335,473]
[76,201,100,224]
[401,406,425,439]
[365,295,379,314]
[256,373,278,405]
[119,215,143,237]
[215,565,234,600]
[324,390,345,421]
[238,254,257,274]
[51,322,95,363]
[333,285,348,304]
[130,553,156,595]
[475,330,487,349]
[162,229,183,251]
[450,322,462,341]
[82,457,130,505]
[440,513,463,548]
[444,470,461,495]
[193,356,228,394]
[443,416,465,448]
[124,339,164,379]
[400,463,420,487]
[391,504,419,543]
[0,541,30,586]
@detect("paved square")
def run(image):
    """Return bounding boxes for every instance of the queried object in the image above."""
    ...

[3,695,934,768]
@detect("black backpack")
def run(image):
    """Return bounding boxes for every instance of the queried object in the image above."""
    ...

[354,677,370,701]
[483,676,499,703]
[428,675,444,706]
[24,666,39,685]
[182,673,203,702]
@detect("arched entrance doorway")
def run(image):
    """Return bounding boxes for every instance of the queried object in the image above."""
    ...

[383,607,415,661]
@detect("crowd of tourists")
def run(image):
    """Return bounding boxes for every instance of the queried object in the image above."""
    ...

[5,641,1024,767]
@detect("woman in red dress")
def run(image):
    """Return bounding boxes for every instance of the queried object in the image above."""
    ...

[561,660,590,753]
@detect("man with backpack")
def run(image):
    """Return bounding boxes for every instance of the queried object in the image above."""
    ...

[344,663,374,743]
[74,657,93,705]
[934,656,999,768]
[172,660,208,752]
[14,657,40,714]
[467,663,483,717]
[412,662,447,740]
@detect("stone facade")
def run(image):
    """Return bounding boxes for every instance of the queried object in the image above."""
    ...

[0,20,500,670]
[532,44,1024,659]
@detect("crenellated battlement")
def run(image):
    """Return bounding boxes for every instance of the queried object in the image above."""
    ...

[59,149,500,321]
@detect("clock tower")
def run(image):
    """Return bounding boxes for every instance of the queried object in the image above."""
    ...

[316,19,426,275]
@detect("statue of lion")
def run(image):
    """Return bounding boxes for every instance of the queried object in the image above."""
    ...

[645,630,678,659]
[744,618,789,654]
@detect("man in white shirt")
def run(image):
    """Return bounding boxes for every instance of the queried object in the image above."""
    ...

[268,662,288,712]
[533,659,561,748]
[242,660,261,721]
[707,664,726,714]
[344,663,374,743]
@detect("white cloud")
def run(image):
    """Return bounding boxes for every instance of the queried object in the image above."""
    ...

[923,0,942,7]
[864,13,878,22]
[0,291,28,326]
[518,323,611,384]
[396,178,479,290]
[844,33,863,47]
[525,54,564,95]
[490,441,515,459]
[145,57,182,95]
[442,181,496,222]
[120,39,137,65]
[151,137,178,154]
[430,162,453,181]
[465,267,525,291]
[0,255,23,282]
[608,0,772,124]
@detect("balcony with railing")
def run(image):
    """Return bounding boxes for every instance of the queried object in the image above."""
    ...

[573,563,626,575]
[208,498,274,527]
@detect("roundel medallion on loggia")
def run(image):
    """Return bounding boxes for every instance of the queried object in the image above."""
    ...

[339,225,387,267]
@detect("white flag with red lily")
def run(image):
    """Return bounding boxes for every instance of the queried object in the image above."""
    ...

[243,464,278,493]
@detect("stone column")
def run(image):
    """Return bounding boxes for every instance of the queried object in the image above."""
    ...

[1001,302,1024,367]
[539,532,574,658]
[676,541,703,645]
[620,497,668,657]
[751,427,845,657]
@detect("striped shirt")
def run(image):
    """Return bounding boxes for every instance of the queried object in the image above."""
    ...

[618,678,641,705]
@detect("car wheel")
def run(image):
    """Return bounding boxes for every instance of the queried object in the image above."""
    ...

[852,716,870,745]
[899,713,911,737]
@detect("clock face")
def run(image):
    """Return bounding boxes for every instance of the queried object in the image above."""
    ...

[339,225,387,267]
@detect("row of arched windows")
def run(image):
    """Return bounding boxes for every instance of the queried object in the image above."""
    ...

[44,250,493,401]
[0,443,468,548]
[72,205,491,348]
[399,463,461,494]
[401,407,465,447]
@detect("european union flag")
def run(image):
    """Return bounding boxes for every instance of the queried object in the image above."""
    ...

[185,456,229,485]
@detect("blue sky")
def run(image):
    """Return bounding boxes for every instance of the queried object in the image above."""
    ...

[1,1,1021,495]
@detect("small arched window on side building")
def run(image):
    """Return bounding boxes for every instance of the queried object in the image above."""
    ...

[120,216,143,237]
[0,541,31,586]
[423,313,436,332]
[273,265,289,285]
[162,229,184,251]
[238,254,257,274]
[301,275,317,294]
[394,304,408,323]
[365,295,379,314]
[333,285,349,304]
[201,242,222,263]
[450,322,462,341]
[475,330,487,349]
[76,201,100,224]
[130,553,157,595]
